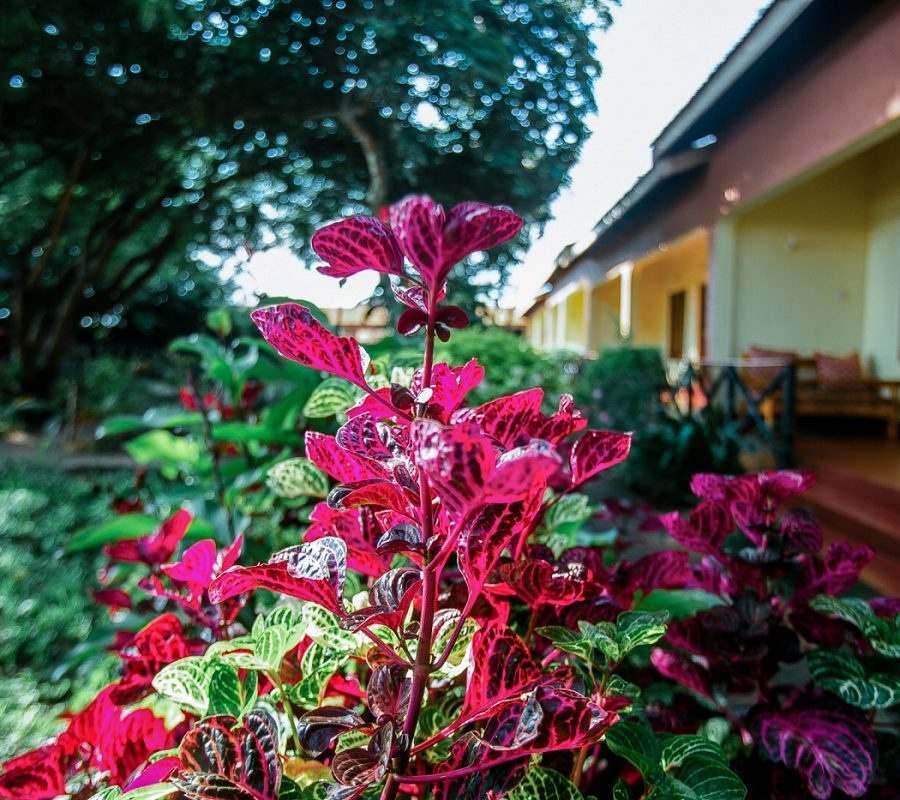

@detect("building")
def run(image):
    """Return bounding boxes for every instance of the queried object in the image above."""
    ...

[524,0,900,380]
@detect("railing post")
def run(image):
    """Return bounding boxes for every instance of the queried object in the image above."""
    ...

[780,362,796,468]
[723,366,736,422]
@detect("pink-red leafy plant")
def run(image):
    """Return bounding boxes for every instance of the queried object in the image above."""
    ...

[11,194,897,800]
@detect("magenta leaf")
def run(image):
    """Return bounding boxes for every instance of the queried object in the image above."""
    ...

[209,538,347,616]
[306,431,388,483]
[780,509,823,555]
[389,196,524,295]
[110,612,192,704]
[175,711,281,800]
[306,504,389,578]
[297,707,366,758]
[0,745,67,800]
[650,648,714,700]
[461,624,542,719]
[367,665,412,724]
[431,734,529,800]
[482,685,611,753]
[340,567,421,633]
[124,755,180,791]
[331,723,393,791]
[335,416,405,467]
[756,708,876,799]
[328,480,415,517]
[312,216,404,278]
[251,304,370,389]
[391,283,429,312]
[453,388,545,448]
[413,420,560,517]
[660,499,733,555]
[103,508,192,566]
[411,360,485,420]
[569,430,632,487]
[412,420,494,515]
[498,558,586,608]
[178,716,241,779]
[620,551,692,598]
[458,495,543,595]
[489,440,562,502]
[797,542,874,599]
[527,394,588,444]
[376,522,425,558]
[397,307,428,336]
[436,305,469,329]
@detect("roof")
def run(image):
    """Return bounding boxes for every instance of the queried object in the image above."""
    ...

[534,0,837,296]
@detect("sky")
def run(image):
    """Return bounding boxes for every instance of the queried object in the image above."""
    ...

[235,0,773,311]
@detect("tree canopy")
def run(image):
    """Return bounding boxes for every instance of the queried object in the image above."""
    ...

[0,0,613,394]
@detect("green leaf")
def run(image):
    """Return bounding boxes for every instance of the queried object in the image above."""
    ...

[544,493,594,537]
[660,735,728,769]
[169,333,222,363]
[66,513,211,553]
[807,649,900,710]
[207,606,306,672]
[303,378,361,418]
[122,784,178,800]
[616,611,669,656]
[212,422,304,447]
[634,590,725,620]
[580,620,620,664]
[266,458,330,499]
[125,430,206,470]
[277,779,305,800]
[288,643,342,708]
[612,780,631,800]
[206,661,243,717]
[98,409,203,437]
[537,625,595,662]
[810,596,900,658]
[206,308,233,337]
[152,656,214,716]
[507,768,585,799]
[90,788,123,800]
[672,756,745,800]
[66,513,160,552]
[605,719,663,782]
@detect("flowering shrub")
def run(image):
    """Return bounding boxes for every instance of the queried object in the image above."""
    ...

[2,195,898,800]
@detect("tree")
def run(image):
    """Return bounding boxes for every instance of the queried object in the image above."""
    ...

[0,0,613,396]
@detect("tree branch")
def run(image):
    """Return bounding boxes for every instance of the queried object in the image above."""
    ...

[339,103,389,211]
[25,146,89,290]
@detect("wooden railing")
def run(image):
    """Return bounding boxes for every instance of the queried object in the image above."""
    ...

[666,358,797,468]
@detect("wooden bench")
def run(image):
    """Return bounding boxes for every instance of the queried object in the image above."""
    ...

[742,352,900,441]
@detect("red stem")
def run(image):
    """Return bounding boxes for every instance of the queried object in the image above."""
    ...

[380,298,439,800]
[395,751,526,785]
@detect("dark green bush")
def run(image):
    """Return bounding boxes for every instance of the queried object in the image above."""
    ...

[0,459,126,756]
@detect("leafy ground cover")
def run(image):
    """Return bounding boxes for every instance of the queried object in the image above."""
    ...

[0,459,129,758]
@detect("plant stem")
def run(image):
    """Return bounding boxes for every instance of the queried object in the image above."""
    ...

[188,371,237,543]
[360,628,414,669]
[570,744,589,788]
[269,672,302,754]
[381,299,439,800]
[396,751,527,785]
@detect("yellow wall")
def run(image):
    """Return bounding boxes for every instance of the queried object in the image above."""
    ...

[731,157,869,358]
[862,135,900,377]
[590,277,621,352]
[631,231,708,358]
[563,286,586,349]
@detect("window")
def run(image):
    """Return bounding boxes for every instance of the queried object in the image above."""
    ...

[668,290,686,359]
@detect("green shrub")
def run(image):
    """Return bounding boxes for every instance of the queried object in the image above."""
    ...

[0,459,126,756]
